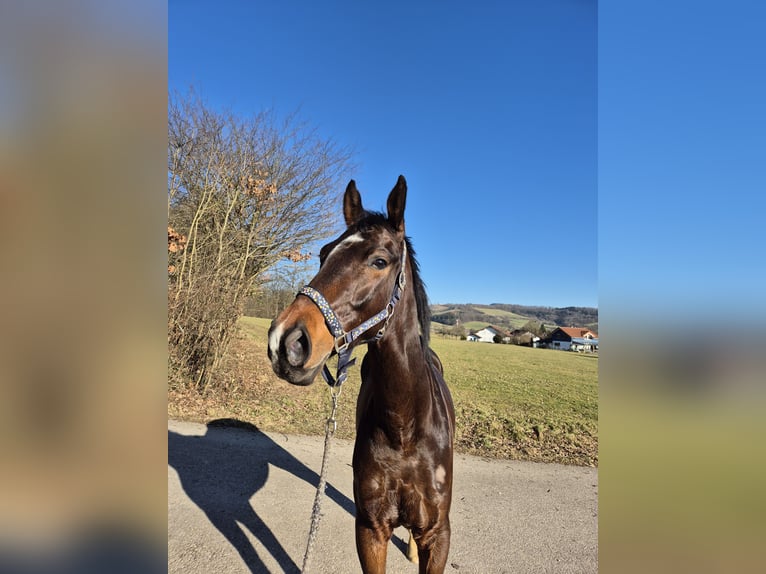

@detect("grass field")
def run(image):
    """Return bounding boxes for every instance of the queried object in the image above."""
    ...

[431,337,597,465]
[470,306,531,328]
[461,320,492,331]
[168,316,598,466]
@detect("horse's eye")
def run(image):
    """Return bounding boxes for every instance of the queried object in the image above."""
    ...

[371,258,388,270]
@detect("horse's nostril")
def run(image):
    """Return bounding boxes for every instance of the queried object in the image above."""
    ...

[284,326,310,367]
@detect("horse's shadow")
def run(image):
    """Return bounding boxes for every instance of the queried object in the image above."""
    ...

[168,418,356,574]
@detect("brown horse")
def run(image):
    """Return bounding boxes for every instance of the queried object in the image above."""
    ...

[268,176,455,573]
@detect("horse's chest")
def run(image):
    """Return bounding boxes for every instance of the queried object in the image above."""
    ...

[354,444,449,530]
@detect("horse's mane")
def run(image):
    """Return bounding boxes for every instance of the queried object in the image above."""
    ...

[405,236,432,347]
[352,212,432,347]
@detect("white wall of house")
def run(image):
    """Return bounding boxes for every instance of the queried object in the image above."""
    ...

[571,337,598,352]
[552,340,572,351]
[475,328,498,343]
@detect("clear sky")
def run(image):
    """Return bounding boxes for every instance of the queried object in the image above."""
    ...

[598,0,766,323]
[169,0,597,308]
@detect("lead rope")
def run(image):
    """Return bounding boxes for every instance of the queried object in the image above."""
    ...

[301,380,342,574]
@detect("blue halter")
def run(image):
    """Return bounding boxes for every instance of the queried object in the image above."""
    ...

[298,242,407,387]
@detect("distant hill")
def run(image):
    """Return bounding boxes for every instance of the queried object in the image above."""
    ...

[431,303,598,334]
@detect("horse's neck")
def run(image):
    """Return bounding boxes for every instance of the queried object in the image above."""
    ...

[368,271,429,387]
[367,330,430,390]
[362,301,433,445]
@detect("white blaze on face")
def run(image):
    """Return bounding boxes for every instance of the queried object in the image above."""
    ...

[268,323,284,360]
[325,232,364,262]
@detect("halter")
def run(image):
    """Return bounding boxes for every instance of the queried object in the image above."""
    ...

[298,242,407,387]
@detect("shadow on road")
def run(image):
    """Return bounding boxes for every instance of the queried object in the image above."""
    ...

[168,418,355,574]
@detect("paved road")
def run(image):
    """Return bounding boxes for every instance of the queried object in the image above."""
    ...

[168,419,597,574]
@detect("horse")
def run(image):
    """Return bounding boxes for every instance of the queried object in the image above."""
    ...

[268,175,455,573]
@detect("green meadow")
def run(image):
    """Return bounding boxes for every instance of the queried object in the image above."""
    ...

[168,317,598,466]
[431,337,597,465]
[469,306,531,328]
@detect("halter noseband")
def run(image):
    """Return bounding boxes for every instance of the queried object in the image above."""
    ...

[298,242,407,387]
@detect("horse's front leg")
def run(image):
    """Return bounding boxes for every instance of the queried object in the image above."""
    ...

[415,519,451,574]
[355,518,391,574]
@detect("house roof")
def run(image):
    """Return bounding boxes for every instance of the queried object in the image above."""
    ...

[556,327,598,339]
[478,325,512,337]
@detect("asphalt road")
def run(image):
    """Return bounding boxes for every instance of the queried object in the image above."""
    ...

[168,419,597,574]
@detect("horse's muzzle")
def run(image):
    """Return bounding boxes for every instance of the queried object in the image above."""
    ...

[268,321,323,386]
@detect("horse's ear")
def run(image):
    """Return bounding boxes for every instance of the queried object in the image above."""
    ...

[386,175,407,234]
[343,180,364,227]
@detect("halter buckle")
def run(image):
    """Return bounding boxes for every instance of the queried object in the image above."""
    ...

[334,335,350,354]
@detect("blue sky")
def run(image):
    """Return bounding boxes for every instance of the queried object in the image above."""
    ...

[599,1,766,323]
[170,0,597,308]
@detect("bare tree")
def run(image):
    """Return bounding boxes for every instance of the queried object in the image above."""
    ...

[168,91,353,390]
[449,323,466,339]
[520,320,547,338]
[244,260,313,319]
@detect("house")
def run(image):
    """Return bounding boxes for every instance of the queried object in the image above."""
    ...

[473,325,511,343]
[570,337,599,352]
[509,329,541,347]
[465,332,480,342]
[545,327,598,352]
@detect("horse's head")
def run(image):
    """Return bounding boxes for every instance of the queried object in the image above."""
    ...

[268,176,408,385]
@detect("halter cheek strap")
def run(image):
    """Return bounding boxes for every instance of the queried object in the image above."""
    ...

[297,285,358,387]
[298,243,407,387]
[299,286,345,341]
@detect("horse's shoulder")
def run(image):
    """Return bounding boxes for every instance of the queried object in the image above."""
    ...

[427,347,444,375]
[425,350,455,433]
